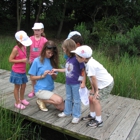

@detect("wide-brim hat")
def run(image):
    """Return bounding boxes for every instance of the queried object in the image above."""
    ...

[15,30,32,46]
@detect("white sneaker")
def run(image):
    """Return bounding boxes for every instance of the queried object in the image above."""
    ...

[58,112,67,117]
[72,117,80,124]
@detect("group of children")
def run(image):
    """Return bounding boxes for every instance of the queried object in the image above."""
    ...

[9,24,114,128]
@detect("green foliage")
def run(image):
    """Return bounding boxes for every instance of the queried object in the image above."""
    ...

[74,22,91,45]
[98,25,140,57]
[0,106,41,140]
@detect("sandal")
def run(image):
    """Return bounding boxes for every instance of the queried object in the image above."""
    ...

[36,99,48,111]
[21,99,29,106]
[28,91,35,98]
[15,103,26,110]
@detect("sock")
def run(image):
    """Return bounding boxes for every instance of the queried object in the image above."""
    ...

[90,112,96,118]
[96,116,102,122]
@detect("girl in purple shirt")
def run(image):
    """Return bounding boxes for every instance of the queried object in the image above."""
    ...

[53,39,86,124]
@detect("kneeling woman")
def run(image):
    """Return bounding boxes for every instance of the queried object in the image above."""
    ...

[28,40,64,111]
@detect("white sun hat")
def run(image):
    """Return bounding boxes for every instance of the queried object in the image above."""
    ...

[40,23,44,28]
[32,23,42,29]
[66,31,81,39]
[15,30,32,47]
[71,45,92,58]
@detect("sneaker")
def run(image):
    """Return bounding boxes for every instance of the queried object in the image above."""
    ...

[28,91,35,98]
[58,112,67,118]
[36,99,48,112]
[81,114,95,121]
[72,117,80,124]
[86,119,103,128]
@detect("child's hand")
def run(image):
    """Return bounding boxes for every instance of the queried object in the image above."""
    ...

[51,69,57,73]
[22,58,28,63]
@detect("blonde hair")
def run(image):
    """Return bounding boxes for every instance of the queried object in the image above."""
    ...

[62,39,76,57]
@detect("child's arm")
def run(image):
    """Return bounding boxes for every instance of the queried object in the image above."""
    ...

[80,68,86,88]
[52,68,65,73]
[90,76,99,98]
[9,48,27,63]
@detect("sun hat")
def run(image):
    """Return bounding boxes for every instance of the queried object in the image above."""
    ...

[15,30,32,46]
[32,23,42,29]
[71,45,92,58]
[66,31,81,39]
[40,23,44,28]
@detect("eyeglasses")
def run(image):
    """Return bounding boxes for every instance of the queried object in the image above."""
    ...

[46,45,56,50]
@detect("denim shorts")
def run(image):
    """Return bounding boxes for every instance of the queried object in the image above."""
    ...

[10,70,28,85]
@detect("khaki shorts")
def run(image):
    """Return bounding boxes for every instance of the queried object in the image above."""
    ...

[89,80,114,100]
[35,90,54,100]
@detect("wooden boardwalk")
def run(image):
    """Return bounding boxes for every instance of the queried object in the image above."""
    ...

[0,69,140,140]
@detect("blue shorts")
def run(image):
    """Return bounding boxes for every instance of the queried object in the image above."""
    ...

[10,70,28,85]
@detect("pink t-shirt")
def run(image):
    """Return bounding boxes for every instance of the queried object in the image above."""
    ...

[12,46,27,73]
[29,36,48,63]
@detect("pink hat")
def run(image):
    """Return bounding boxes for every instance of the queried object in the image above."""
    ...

[71,45,92,58]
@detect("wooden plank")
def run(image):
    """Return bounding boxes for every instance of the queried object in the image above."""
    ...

[109,99,140,140]
[127,115,140,140]
[88,97,132,140]
[1,69,140,140]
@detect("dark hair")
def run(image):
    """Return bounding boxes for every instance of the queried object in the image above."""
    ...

[70,34,83,45]
[40,40,59,68]
[62,39,76,57]
[16,41,23,48]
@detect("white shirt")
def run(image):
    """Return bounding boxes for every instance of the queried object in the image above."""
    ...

[85,57,113,89]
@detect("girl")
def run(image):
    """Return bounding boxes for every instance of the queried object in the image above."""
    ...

[28,40,64,111]
[9,30,32,109]
[28,22,48,98]
[53,39,86,124]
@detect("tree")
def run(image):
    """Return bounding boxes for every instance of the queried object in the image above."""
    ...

[16,0,24,31]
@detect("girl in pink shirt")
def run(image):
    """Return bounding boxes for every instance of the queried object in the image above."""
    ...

[28,23,48,98]
[9,30,32,110]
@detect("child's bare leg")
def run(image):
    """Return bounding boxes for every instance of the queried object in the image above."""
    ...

[14,84,20,104]
[31,80,36,92]
[20,83,26,100]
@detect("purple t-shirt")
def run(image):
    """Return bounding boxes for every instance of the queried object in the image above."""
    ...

[65,56,84,84]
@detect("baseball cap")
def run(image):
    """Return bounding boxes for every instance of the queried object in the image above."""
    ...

[15,30,32,47]
[40,23,44,28]
[71,45,92,58]
[66,31,81,39]
[32,23,42,29]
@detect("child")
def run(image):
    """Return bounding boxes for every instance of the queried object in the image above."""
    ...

[53,39,86,124]
[71,45,114,128]
[28,22,48,98]
[9,30,32,109]
[64,31,82,60]
[28,40,64,111]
